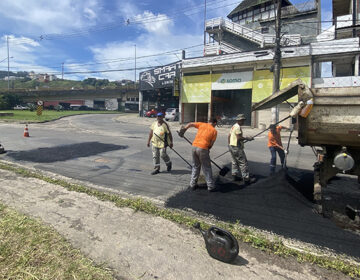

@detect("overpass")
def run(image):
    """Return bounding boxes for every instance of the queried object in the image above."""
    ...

[1,86,139,102]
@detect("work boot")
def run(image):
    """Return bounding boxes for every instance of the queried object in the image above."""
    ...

[208,186,219,192]
[151,169,160,175]
[167,162,172,172]
[232,174,241,181]
[244,177,257,185]
[188,184,198,191]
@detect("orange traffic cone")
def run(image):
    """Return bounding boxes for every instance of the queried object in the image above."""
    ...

[24,124,30,137]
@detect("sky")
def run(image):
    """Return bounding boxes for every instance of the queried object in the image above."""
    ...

[0,0,332,81]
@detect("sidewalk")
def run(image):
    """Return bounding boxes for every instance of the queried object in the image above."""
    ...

[0,167,346,280]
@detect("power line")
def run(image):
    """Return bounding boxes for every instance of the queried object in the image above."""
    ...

[38,1,240,41]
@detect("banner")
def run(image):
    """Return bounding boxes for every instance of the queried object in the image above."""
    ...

[211,71,253,90]
[139,61,181,91]
[252,66,311,102]
[182,74,211,103]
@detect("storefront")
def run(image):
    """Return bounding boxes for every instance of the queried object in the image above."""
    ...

[181,71,253,125]
[139,61,181,116]
[180,66,311,126]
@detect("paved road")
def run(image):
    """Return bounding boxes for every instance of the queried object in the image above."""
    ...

[0,114,359,260]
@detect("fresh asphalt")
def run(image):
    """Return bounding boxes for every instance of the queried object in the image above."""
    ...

[0,114,359,260]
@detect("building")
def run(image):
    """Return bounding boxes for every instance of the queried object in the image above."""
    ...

[139,61,181,116]
[179,0,360,127]
[204,0,320,55]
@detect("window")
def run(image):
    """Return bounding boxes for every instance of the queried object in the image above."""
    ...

[233,15,239,21]
[254,8,260,15]
[261,27,269,34]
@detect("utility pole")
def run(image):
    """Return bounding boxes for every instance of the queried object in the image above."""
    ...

[204,0,207,54]
[272,0,282,124]
[61,62,64,80]
[7,36,10,92]
[134,44,137,85]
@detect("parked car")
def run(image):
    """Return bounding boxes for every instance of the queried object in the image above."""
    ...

[145,108,166,117]
[145,108,158,117]
[165,108,179,121]
[13,105,29,110]
[70,104,82,110]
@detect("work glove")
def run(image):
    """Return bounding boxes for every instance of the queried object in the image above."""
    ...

[178,126,186,138]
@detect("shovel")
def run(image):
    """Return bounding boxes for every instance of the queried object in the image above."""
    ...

[153,132,192,169]
[345,205,359,220]
[177,132,230,176]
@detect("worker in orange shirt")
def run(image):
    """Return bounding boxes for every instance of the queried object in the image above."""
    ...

[268,124,287,175]
[179,119,218,191]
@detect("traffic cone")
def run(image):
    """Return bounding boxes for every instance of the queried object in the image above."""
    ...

[24,124,30,137]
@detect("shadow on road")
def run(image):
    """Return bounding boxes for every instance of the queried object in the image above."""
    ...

[6,142,128,163]
[166,162,360,259]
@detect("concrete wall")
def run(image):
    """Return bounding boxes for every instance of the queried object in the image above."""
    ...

[247,13,319,44]
[183,103,196,123]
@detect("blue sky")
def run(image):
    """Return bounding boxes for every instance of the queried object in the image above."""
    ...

[0,0,332,81]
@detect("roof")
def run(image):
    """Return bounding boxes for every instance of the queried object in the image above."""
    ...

[227,0,292,18]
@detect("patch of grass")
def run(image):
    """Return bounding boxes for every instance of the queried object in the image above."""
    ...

[0,162,359,278]
[0,110,121,122]
[0,203,114,280]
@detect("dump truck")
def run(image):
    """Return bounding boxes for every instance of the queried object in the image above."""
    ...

[252,79,360,204]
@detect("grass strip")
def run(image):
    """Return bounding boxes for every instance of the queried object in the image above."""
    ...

[0,110,121,122]
[0,203,114,280]
[0,162,359,278]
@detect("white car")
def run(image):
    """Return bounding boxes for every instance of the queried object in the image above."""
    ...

[13,105,29,110]
[165,108,179,121]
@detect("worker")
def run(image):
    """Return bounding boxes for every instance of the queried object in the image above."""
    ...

[268,124,286,175]
[228,114,256,184]
[147,112,173,175]
[179,119,218,191]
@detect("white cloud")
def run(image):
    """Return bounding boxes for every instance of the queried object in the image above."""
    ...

[0,0,102,34]
[134,11,173,34]
[88,31,203,81]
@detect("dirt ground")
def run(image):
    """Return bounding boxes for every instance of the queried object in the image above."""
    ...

[0,167,351,280]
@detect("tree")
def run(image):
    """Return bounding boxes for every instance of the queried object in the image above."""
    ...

[0,94,23,109]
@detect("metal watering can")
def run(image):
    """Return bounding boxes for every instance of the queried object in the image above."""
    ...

[194,222,239,263]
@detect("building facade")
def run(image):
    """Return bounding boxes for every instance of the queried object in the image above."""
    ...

[179,0,360,127]
[139,61,181,116]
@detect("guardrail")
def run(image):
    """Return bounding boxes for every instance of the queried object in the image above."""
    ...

[206,18,301,47]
